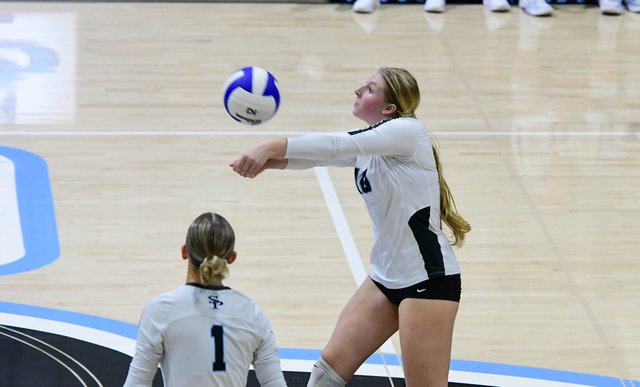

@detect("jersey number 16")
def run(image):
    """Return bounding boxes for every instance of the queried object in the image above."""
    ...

[355,168,372,194]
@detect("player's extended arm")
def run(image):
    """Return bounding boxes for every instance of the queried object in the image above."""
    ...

[286,120,418,162]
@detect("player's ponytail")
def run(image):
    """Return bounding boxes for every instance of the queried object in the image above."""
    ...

[185,212,235,285]
[379,66,470,246]
[199,255,229,285]
[432,144,471,247]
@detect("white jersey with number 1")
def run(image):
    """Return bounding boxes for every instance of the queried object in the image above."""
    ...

[124,284,286,387]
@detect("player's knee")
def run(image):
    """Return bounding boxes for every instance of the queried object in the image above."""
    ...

[307,357,347,387]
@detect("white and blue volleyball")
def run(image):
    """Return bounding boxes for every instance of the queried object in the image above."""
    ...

[223,66,281,125]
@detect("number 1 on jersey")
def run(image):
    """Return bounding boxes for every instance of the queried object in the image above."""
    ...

[211,325,226,371]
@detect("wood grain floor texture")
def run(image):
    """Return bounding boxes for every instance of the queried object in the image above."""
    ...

[0,2,638,382]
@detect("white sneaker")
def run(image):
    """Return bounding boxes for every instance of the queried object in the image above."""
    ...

[519,0,553,16]
[599,0,624,14]
[625,0,640,11]
[424,0,445,13]
[352,0,380,13]
[484,0,511,12]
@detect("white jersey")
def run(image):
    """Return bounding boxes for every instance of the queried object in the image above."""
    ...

[124,284,286,387]
[285,117,460,289]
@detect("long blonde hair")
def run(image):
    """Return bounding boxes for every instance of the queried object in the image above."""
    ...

[379,67,471,246]
[431,143,471,246]
[185,212,235,285]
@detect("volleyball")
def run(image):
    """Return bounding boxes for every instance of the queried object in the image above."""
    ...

[222,66,281,125]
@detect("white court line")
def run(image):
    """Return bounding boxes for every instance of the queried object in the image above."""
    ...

[313,167,399,360]
[0,313,136,356]
[0,130,637,137]
[0,329,89,387]
[448,370,594,387]
[0,325,103,386]
[314,167,368,285]
[1,313,618,387]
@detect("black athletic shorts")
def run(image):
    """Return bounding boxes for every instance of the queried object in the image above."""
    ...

[372,274,461,305]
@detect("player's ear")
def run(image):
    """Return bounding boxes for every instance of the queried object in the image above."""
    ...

[227,251,237,265]
[383,103,397,115]
[181,245,189,260]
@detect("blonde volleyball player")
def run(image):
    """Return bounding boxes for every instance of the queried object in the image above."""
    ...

[230,67,470,387]
[124,212,286,387]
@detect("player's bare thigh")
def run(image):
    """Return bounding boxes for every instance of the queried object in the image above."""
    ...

[398,298,459,387]
[321,277,399,381]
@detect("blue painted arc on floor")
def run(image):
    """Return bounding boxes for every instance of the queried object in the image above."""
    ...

[1,301,637,387]
[0,146,59,276]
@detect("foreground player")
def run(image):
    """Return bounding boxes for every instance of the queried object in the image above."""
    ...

[230,67,470,387]
[123,212,286,387]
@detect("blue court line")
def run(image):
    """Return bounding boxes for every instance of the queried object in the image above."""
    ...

[0,301,137,339]
[0,146,60,276]
[450,359,635,387]
[279,348,401,366]
[1,301,638,386]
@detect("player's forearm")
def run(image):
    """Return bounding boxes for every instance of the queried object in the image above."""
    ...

[258,138,287,160]
[264,159,288,170]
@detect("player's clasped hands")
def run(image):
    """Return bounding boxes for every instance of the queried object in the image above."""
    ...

[230,144,269,178]
[230,139,288,178]
[230,155,264,179]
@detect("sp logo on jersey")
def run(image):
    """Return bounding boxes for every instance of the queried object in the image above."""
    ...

[208,296,224,310]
